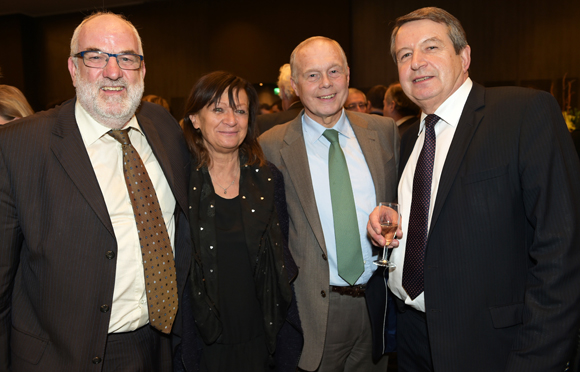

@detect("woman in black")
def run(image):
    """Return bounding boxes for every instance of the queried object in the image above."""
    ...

[175,71,302,372]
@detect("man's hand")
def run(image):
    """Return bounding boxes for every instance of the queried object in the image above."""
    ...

[367,206,403,248]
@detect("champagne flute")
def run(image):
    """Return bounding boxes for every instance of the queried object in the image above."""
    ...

[373,202,399,268]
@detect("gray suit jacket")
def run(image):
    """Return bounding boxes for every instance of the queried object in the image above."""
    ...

[259,110,399,370]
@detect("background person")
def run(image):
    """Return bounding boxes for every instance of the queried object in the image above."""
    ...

[383,82,420,135]
[344,88,370,113]
[0,84,34,124]
[257,63,304,134]
[142,93,171,112]
[366,85,387,115]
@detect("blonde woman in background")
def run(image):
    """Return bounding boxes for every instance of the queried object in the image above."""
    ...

[0,85,34,125]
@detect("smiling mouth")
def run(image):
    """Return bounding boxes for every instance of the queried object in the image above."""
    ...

[319,93,336,100]
[101,86,125,91]
[413,76,432,83]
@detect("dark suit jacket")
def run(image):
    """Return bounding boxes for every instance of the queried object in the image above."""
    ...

[570,129,580,158]
[259,110,399,370]
[398,83,580,372]
[257,101,304,135]
[0,99,192,372]
[397,116,418,136]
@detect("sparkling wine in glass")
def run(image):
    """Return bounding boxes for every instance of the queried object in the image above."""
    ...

[373,202,399,268]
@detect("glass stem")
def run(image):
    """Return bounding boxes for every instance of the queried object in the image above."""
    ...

[382,245,388,261]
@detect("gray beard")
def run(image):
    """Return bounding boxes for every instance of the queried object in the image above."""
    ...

[75,69,144,129]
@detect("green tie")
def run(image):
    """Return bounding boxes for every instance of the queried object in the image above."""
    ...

[323,129,364,285]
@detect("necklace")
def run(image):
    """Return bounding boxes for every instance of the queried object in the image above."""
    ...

[210,167,239,195]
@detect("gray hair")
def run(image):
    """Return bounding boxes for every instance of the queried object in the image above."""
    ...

[289,36,348,81]
[386,82,420,117]
[390,7,468,63]
[277,64,294,99]
[70,12,143,66]
[348,88,367,103]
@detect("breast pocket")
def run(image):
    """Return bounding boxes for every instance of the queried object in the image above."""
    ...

[460,165,510,234]
[462,164,508,185]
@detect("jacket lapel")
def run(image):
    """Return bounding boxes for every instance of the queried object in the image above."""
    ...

[347,111,386,204]
[429,83,486,234]
[279,114,327,254]
[137,112,188,216]
[399,123,420,180]
[50,99,114,236]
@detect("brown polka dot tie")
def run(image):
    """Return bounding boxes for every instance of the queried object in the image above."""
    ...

[109,129,178,334]
[402,114,439,300]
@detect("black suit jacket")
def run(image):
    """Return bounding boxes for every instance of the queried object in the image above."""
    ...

[257,101,304,135]
[0,100,192,371]
[398,83,580,372]
[397,116,418,137]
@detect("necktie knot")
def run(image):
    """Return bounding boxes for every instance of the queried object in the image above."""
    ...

[322,129,340,145]
[424,114,440,129]
[108,129,132,145]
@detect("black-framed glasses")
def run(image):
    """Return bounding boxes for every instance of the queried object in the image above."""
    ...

[73,50,144,70]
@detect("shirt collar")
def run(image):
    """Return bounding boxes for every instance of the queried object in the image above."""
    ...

[302,108,354,145]
[418,77,473,135]
[75,99,142,147]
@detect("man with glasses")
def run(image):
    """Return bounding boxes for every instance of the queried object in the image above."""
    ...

[0,12,191,372]
[260,36,398,372]
[344,88,370,113]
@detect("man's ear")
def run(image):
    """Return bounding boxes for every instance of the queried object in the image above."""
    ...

[291,78,300,97]
[68,57,78,87]
[460,45,471,72]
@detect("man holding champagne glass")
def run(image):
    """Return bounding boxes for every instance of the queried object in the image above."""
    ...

[368,7,580,372]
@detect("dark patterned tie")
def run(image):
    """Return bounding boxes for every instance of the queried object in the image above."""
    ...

[322,129,364,285]
[109,129,178,334]
[402,114,439,300]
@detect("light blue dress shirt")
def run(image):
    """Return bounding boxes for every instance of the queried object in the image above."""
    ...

[302,110,377,286]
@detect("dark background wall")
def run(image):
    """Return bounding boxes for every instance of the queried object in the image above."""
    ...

[1,0,579,118]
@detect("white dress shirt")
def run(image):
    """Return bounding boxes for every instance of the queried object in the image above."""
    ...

[389,78,473,311]
[75,101,176,332]
[302,110,377,286]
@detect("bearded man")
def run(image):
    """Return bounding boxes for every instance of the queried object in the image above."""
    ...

[0,12,191,372]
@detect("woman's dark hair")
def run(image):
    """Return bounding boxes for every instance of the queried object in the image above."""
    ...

[182,71,265,168]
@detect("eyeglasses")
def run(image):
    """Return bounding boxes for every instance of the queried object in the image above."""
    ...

[73,50,144,70]
[345,102,368,110]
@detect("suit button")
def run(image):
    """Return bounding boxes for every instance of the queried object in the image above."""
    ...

[92,357,102,364]
[105,251,116,259]
[322,253,327,261]
[100,305,110,313]
[321,290,326,298]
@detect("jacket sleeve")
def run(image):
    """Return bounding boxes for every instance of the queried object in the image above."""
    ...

[506,91,580,371]
[0,141,23,372]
